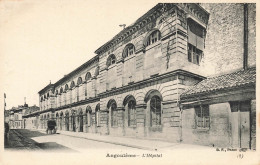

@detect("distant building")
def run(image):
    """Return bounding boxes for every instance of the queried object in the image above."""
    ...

[24,3,255,149]
[23,105,40,129]
[4,110,10,123]
[7,104,39,129]
[8,104,27,129]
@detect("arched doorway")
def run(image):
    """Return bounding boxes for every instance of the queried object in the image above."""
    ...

[65,111,69,131]
[60,112,63,130]
[56,113,59,130]
[71,110,76,132]
[86,106,92,132]
[78,109,83,132]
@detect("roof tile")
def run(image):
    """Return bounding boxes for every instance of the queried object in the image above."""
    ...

[181,67,256,97]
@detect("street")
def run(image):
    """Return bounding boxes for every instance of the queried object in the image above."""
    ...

[5,129,146,152]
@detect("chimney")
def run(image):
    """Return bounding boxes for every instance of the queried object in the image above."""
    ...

[243,3,248,70]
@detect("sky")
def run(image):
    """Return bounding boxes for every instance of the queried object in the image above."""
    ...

[0,0,159,110]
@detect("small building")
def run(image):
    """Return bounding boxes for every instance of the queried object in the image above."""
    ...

[8,105,27,129]
[180,67,256,149]
[7,104,40,129]
[23,105,40,129]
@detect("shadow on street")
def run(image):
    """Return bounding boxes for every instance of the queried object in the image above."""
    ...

[5,129,76,152]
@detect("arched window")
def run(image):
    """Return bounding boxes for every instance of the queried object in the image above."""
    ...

[55,90,58,96]
[60,112,64,130]
[146,30,161,46]
[109,101,117,127]
[150,95,161,126]
[85,72,92,81]
[70,81,75,89]
[123,44,135,58]
[78,109,84,132]
[106,54,116,67]
[65,84,69,91]
[47,93,49,98]
[60,87,63,94]
[77,77,82,85]
[128,100,136,127]
[86,106,92,126]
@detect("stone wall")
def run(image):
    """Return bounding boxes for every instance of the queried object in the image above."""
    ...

[200,3,256,76]
[182,103,231,147]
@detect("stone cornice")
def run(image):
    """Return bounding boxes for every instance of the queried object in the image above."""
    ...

[176,3,209,26]
[94,3,209,55]
[94,3,169,55]
[53,55,99,88]
[98,69,205,98]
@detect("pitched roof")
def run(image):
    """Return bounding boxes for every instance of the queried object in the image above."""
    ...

[181,67,256,97]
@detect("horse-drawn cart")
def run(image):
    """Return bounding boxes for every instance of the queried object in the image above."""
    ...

[46,120,57,134]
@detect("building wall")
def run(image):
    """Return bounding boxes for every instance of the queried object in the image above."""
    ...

[182,103,231,147]
[250,99,256,150]
[200,3,256,76]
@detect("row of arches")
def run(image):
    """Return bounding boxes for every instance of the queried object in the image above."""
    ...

[40,89,164,132]
[108,90,163,127]
[40,104,100,132]
[106,29,161,67]
[40,67,100,101]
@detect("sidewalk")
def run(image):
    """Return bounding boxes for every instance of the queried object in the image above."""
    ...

[34,129,211,151]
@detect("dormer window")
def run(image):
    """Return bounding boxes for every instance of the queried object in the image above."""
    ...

[146,30,161,46]
[123,44,135,58]
[106,54,116,67]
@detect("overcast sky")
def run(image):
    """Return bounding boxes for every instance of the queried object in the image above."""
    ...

[0,0,160,109]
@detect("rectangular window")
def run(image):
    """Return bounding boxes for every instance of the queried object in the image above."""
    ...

[187,19,205,65]
[188,43,202,65]
[195,105,210,129]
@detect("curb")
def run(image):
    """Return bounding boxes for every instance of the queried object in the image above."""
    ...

[36,129,155,151]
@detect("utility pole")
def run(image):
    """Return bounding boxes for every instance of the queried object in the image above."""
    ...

[4,93,6,111]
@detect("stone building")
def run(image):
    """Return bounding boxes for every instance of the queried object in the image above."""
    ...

[8,104,28,129]
[8,104,40,129]
[24,3,256,148]
[23,105,40,129]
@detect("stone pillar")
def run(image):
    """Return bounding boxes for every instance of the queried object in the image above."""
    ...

[100,110,109,135]
[136,104,147,137]
[63,117,66,131]
[116,60,123,88]
[99,69,107,93]
[76,115,79,132]
[84,115,86,132]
